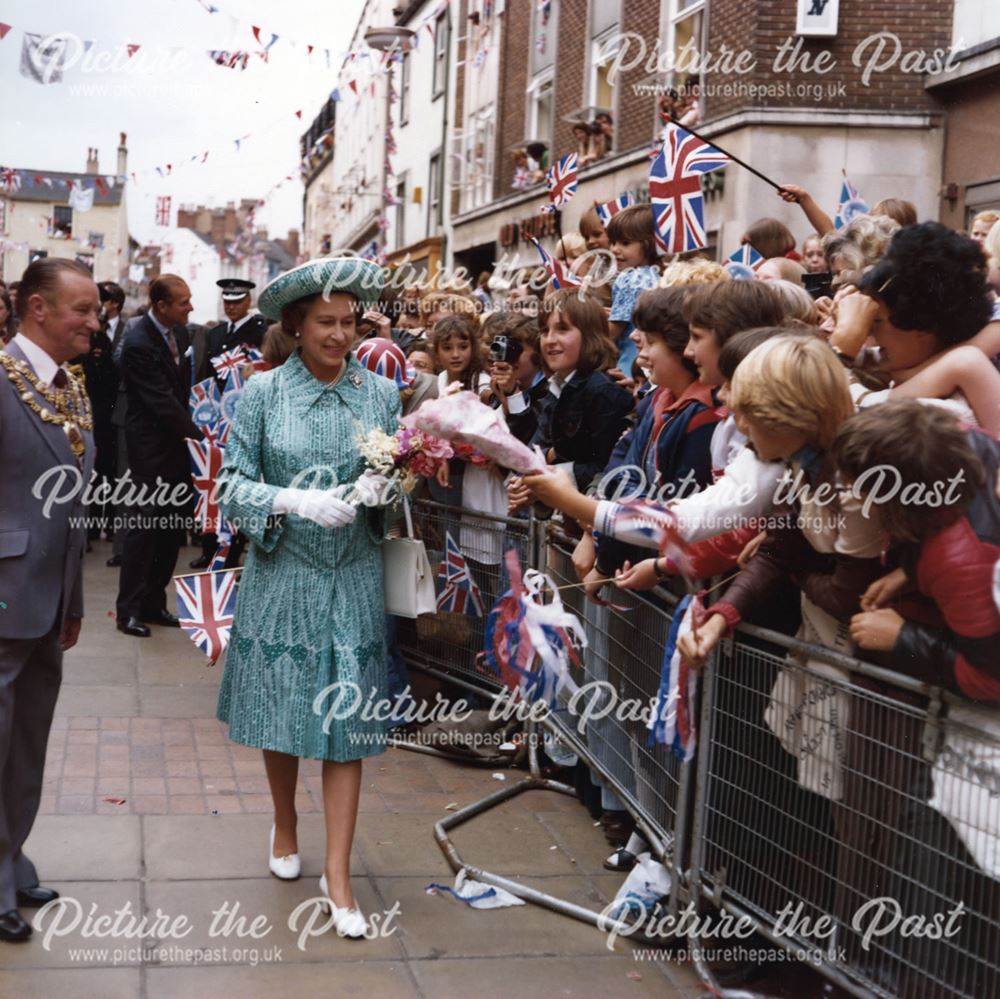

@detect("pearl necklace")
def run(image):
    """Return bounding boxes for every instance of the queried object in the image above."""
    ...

[0,352,92,462]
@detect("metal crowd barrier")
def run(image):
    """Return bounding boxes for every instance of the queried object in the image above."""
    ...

[394,498,539,701]
[395,499,1000,997]
[690,618,1000,999]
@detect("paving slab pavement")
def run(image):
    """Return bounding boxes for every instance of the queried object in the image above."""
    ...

[13,543,707,998]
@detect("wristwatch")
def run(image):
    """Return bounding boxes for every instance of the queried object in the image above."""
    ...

[653,557,671,581]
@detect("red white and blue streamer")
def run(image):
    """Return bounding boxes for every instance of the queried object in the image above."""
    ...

[647,595,699,760]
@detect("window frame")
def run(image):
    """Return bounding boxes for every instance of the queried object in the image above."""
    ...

[395,173,407,250]
[53,204,73,239]
[526,68,555,148]
[399,50,410,125]
[432,13,448,100]
[666,0,707,87]
[428,151,443,233]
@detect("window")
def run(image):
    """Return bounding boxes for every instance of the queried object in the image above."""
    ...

[667,0,705,90]
[395,175,407,250]
[432,14,448,99]
[527,70,554,149]
[399,51,410,125]
[428,152,443,232]
[53,205,73,239]
[457,109,496,213]
[530,0,556,74]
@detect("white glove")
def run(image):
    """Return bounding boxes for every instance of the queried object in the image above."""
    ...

[272,488,357,529]
[351,472,392,508]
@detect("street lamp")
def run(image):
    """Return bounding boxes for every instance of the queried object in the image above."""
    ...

[364,26,415,260]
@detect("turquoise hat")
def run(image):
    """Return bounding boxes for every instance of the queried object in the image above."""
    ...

[257,256,385,320]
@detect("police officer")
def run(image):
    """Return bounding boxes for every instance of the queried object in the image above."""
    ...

[207,278,268,358]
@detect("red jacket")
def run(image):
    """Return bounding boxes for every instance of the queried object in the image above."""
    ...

[895,517,1000,701]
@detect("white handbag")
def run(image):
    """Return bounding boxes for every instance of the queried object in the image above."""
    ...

[382,499,438,619]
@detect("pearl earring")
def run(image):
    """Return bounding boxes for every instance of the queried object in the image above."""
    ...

[294,332,301,339]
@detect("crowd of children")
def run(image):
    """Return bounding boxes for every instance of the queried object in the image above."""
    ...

[335,196,1000,989]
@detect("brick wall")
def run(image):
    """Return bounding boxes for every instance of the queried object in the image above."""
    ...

[706,0,953,123]
[617,0,661,153]
[552,0,588,163]
[496,0,532,192]
[494,0,661,196]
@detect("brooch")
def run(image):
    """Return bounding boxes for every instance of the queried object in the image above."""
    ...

[349,372,362,387]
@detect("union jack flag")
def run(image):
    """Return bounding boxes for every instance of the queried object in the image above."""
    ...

[242,347,269,373]
[175,569,238,664]
[2,168,20,193]
[594,193,634,228]
[649,123,729,254]
[835,175,868,230]
[187,438,225,532]
[189,377,222,435]
[545,153,578,210]
[724,243,763,281]
[211,346,247,383]
[528,236,581,290]
[155,195,171,226]
[511,165,533,190]
[436,532,485,616]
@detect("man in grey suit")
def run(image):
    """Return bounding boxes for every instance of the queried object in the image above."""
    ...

[0,258,97,942]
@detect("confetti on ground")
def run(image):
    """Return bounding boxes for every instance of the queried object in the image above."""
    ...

[102,797,127,805]
[445,802,459,811]
[626,971,643,982]
[491,772,506,781]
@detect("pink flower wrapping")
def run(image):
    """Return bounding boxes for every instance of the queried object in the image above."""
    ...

[403,391,547,474]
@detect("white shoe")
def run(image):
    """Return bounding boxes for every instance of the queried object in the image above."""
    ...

[269,824,301,880]
[318,874,368,938]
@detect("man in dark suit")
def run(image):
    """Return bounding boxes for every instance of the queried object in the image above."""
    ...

[0,258,97,941]
[78,282,124,540]
[115,275,201,637]
[207,278,268,360]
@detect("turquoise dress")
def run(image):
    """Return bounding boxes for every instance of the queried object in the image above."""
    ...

[216,350,401,762]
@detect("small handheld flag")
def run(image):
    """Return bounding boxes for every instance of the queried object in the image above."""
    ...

[724,243,763,280]
[211,347,248,383]
[436,532,485,616]
[545,153,578,209]
[650,123,729,255]
[835,175,868,230]
[187,438,225,532]
[528,236,582,290]
[175,569,238,664]
[594,193,634,227]
[189,377,222,434]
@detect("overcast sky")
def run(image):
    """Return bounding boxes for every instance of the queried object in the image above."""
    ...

[1,0,366,247]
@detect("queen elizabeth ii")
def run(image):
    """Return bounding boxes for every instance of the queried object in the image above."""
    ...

[215,257,399,937]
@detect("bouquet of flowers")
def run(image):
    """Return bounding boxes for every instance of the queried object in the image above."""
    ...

[452,441,490,467]
[348,424,454,506]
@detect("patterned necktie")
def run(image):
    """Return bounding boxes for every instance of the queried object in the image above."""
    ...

[165,328,180,365]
